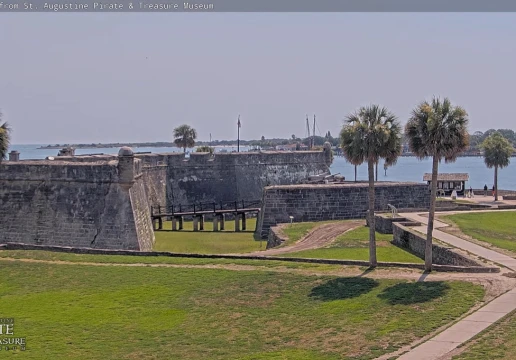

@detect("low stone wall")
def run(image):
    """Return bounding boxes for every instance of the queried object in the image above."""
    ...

[0,242,499,273]
[266,225,288,249]
[392,222,484,267]
[368,214,408,234]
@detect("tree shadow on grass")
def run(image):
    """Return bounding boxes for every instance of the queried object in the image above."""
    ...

[309,277,380,301]
[377,281,450,305]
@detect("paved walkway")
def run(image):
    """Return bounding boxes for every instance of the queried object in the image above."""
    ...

[399,212,516,271]
[397,287,516,360]
[395,210,516,359]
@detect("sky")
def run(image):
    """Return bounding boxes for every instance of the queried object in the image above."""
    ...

[1,13,516,144]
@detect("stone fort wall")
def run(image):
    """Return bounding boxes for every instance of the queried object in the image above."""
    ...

[0,151,155,250]
[0,147,330,250]
[136,149,331,208]
[255,182,430,238]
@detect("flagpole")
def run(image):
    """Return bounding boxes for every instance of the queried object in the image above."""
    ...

[237,115,240,152]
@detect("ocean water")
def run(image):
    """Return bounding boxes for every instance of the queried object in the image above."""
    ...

[9,144,516,190]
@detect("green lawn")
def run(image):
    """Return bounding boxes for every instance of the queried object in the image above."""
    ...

[0,250,345,272]
[1,260,483,359]
[453,310,516,360]
[442,212,516,252]
[284,226,424,263]
[154,217,262,253]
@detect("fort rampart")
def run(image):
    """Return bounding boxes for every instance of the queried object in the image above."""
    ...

[136,149,331,208]
[0,147,331,250]
[255,182,430,238]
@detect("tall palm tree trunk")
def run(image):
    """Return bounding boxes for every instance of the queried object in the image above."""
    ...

[354,165,357,182]
[375,162,378,181]
[425,155,439,271]
[494,165,498,201]
[367,159,377,268]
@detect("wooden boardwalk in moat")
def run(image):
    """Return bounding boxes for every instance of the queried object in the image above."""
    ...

[151,200,261,232]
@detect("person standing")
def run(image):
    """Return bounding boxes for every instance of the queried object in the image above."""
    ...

[470,186,473,198]
[492,185,496,198]
[484,184,488,196]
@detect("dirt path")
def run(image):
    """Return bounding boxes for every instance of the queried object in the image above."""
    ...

[244,220,364,256]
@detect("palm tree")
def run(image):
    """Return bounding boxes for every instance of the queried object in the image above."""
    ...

[481,132,513,201]
[405,97,469,271]
[340,105,402,267]
[173,124,197,153]
[0,112,11,162]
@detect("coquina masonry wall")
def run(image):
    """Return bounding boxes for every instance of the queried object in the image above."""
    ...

[0,147,331,250]
[256,182,430,238]
[138,149,331,208]
[0,153,155,250]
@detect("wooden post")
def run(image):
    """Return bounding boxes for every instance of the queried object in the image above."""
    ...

[179,216,183,230]
[234,213,240,232]
[219,214,225,230]
[193,216,199,231]
[199,215,204,231]
[172,217,177,231]
[241,213,247,231]
[213,216,219,232]
[158,217,163,230]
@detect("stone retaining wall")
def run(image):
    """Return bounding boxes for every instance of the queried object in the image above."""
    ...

[367,214,408,234]
[392,222,485,267]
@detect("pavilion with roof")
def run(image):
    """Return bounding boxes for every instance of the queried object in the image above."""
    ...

[423,173,469,196]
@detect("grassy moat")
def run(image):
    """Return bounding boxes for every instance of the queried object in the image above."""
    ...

[0,258,483,359]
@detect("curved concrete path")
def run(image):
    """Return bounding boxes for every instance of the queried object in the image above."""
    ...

[395,210,516,360]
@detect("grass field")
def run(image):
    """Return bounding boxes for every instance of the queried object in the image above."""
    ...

[453,310,516,360]
[442,212,516,252]
[0,250,345,272]
[154,217,263,253]
[1,259,483,359]
[284,226,424,263]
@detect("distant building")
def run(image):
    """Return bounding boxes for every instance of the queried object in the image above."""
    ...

[423,173,469,196]
[275,144,297,151]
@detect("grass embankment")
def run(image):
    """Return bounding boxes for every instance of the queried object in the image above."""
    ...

[283,225,424,263]
[154,218,262,254]
[0,250,343,271]
[1,260,483,359]
[453,310,516,360]
[442,212,516,252]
